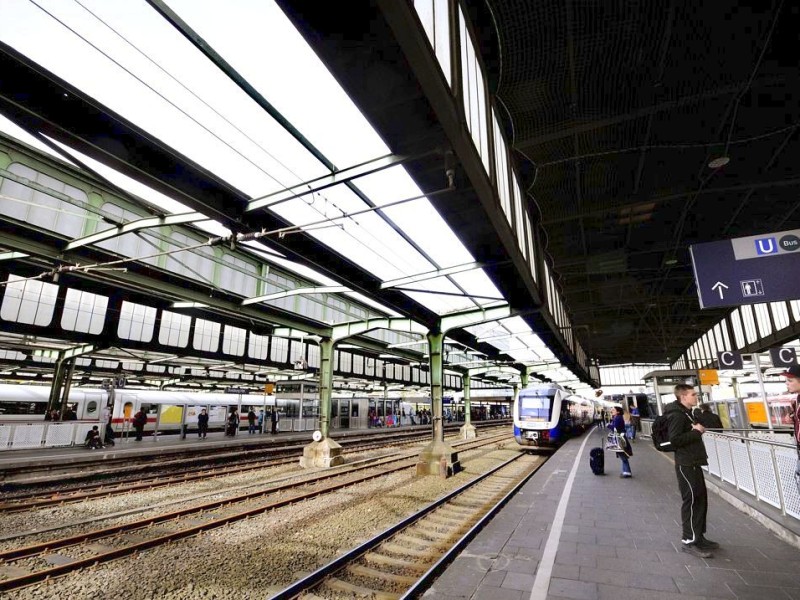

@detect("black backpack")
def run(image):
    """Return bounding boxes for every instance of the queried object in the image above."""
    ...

[651,414,674,452]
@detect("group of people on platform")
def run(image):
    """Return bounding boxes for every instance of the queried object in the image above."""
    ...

[222,407,280,437]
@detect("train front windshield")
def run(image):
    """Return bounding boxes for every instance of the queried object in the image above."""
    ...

[518,393,555,421]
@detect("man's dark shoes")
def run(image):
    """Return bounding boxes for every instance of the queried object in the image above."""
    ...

[681,543,713,558]
[696,537,720,550]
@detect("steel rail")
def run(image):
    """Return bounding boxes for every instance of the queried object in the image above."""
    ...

[0,433,511,593]
[0,428,451,511]
[269,451,543,600]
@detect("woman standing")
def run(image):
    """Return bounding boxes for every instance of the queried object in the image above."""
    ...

[197,408,209,438]
[608,406,632,478]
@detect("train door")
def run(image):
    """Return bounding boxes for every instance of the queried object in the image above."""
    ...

[339,399,351,429]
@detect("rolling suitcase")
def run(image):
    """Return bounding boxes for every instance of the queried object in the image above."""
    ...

[589,447,604,475]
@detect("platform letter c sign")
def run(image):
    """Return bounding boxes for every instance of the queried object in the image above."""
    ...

[755,237,778,255]
[717,351,743,370]
[769,347,798,368]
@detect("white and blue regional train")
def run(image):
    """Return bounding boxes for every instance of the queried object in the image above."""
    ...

[513,383,596,448]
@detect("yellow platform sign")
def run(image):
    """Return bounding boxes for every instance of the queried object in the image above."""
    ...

[698,369,719,385]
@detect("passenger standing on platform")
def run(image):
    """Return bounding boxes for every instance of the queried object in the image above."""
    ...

[270,408,279,434]
[197,408,209,438]
[629,404,640,439]
[608,406,632,477]
[64,405,78,421]
[695,404,722,430]
[131,408,147,441]
[782,365,800,494]
[227,408,239,436]
[666,383,717,558]
[247,409,257,434]
[104,415,116,446]
[258,409,265,433]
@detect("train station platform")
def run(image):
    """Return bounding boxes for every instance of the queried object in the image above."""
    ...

[428,428,800,600]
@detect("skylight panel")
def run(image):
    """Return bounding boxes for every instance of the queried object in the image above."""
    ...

[1,0,327,199]
[163,0,389,168]
[448,270,504,305]
[0,115,77,166]
[269,186,435,281]
[354,166,475,268]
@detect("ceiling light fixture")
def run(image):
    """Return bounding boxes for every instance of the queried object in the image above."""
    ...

[708,156,730,169]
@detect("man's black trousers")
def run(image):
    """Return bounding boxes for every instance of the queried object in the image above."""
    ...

[675,464,707,543]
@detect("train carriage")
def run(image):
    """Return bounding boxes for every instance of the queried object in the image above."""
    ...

[514,383,595,448]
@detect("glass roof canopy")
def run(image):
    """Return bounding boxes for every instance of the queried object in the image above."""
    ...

[0,0,586,387]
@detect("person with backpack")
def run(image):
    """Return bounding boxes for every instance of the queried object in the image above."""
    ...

[607,406,632,477]
[665,383,717,558]
[131,408,147,441]
[247,409,257,434]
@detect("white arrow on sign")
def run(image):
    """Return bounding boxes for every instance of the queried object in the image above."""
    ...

[711,281,729,299]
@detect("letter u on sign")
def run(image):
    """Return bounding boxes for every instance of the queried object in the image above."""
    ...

[755,238,778,255]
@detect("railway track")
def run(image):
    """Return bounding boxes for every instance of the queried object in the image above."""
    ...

[0,421,511,490]
[0,434,512,592]
[272,451,543,599]
[0,429,468,512]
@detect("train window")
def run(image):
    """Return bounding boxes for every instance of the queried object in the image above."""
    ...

[1,401,47,415]
[86,400,98,414]
[519,394,554,421]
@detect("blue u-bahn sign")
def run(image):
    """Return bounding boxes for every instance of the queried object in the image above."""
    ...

[690,228,800,309]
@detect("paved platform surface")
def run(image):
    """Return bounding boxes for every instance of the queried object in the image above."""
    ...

[427,428,800,600]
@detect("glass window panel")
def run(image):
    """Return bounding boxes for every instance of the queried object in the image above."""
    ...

[248,332,269,360]
[61,288,108,334]
[308,344,320,369]
[353,354,364,375]
[270,336,288,363]
[731,310,745,349]
[791,300,800,322]
[0,274,58,326]
[158,310,191,347]
[193,318,221,352]
[340,352,352,372]
[0,163,90,239]
[118,301,156,342]
[741,306,758,345]
[754,303,772,337]
[771,302,790,331]
[222,325,246,356]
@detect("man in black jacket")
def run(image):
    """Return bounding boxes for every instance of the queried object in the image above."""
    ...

[666,383,717,558]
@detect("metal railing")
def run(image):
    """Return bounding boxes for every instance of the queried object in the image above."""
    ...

[0,421,103,451]
[640,420,799,520]
[703,431,798,520]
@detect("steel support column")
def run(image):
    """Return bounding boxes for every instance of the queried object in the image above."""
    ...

[416,327,461,476]
[299,336,343,469]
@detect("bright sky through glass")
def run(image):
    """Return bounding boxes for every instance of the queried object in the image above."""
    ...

[0,0,518,320]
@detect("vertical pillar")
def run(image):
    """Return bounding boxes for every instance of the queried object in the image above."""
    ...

[459,374,476,439]
[430,330,444,442]
[300,337,343,468]
[752,353,774,430]
[47,355,66,416]
[416,327,460,477]
[319,337,333,439]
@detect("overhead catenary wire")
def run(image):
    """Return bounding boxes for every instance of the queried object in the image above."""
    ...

[0,186,454,288]
[26,0,442,289]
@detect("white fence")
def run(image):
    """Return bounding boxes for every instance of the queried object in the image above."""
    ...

[703,432,799,521]
[0,421,102,450]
